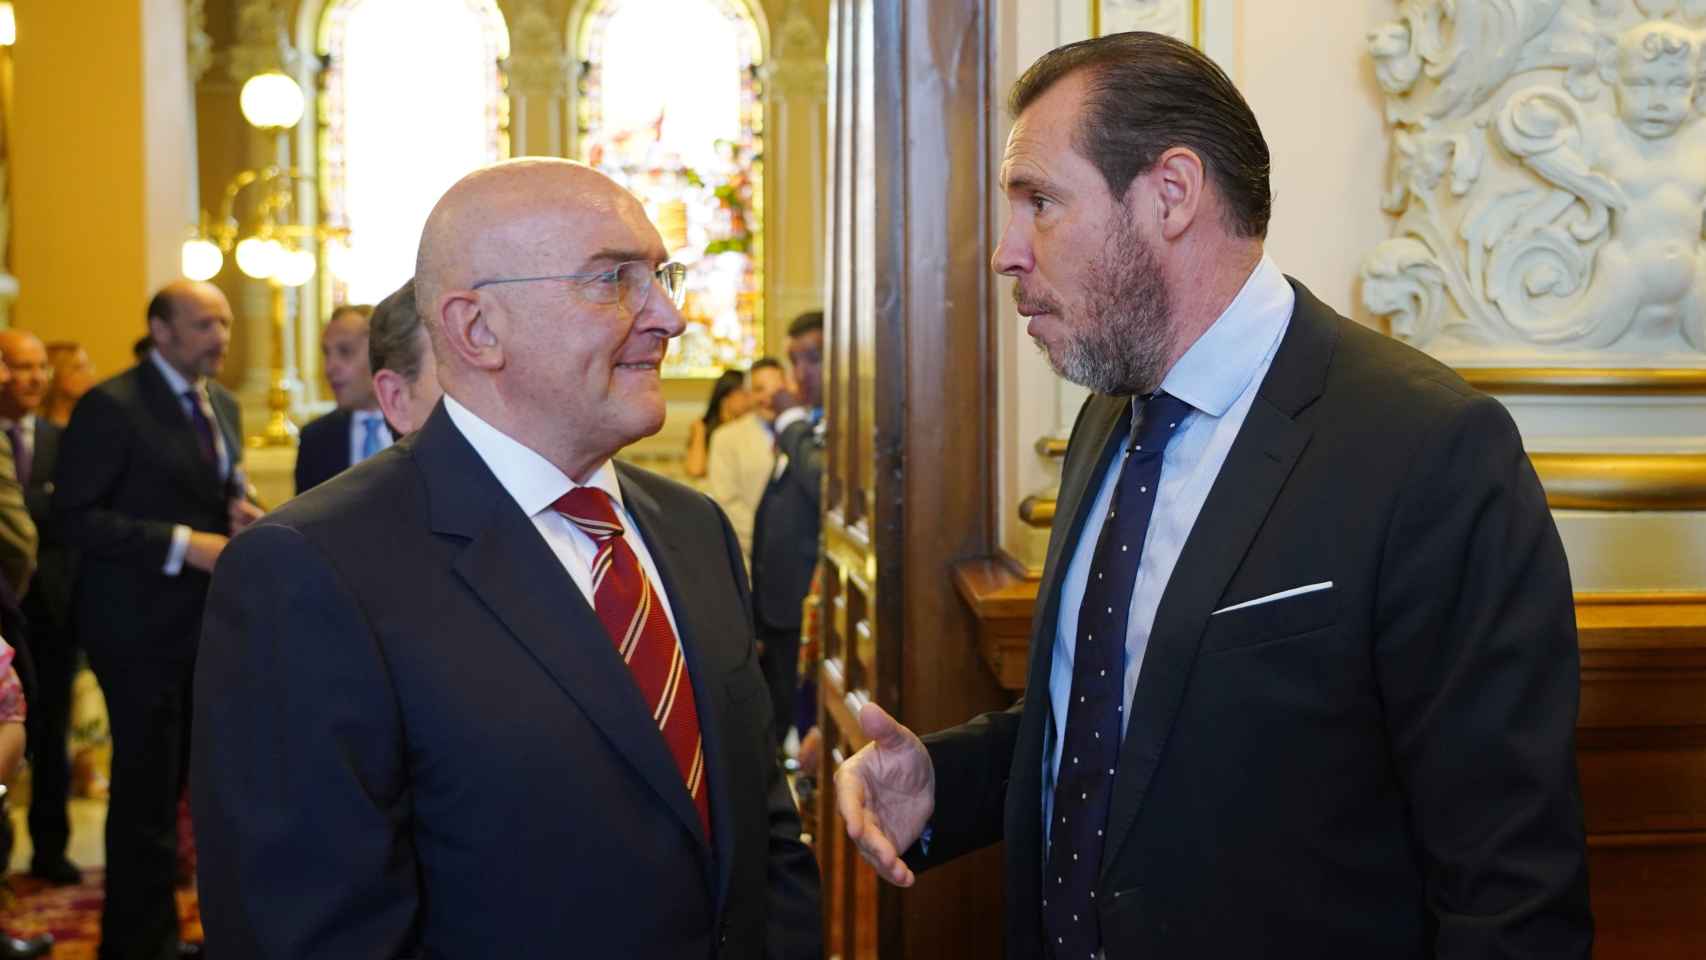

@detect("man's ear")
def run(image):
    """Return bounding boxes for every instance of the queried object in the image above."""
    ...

[1133,146,1207,242]
[435,289,504,372]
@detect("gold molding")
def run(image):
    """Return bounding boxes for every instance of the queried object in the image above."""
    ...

[1533,453,1706,511]
[1011,452,1706,516]
[1018,494,1056,528]
[1036,436,1068,460]
[1460,367,1706,395]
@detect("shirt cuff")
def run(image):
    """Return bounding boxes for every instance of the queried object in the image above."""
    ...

[774,406,811,437]
[164,524,191,576]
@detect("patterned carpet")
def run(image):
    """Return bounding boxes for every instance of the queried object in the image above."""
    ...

[0,872,201,959]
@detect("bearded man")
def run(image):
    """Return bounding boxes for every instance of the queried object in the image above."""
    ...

[834,31,1593,959]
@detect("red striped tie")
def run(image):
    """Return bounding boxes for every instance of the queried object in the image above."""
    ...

[553,487,711,841]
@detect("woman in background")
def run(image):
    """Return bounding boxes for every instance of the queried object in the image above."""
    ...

[42,343,95,428]
[684,368,750,480]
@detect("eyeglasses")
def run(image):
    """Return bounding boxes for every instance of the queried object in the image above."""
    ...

[471,261,688,312]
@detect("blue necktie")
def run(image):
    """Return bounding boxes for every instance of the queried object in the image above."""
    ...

[1042,391,1192,959]
[358,414,383,461]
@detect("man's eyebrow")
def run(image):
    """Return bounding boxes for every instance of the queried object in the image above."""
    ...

[1001,172,1052,195]
[580,247,664,268]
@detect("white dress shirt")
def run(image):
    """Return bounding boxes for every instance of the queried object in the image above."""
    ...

[443,395,684,638]
[151,350,231,576]
[347,408,394,466]
[1043,256,1295,839]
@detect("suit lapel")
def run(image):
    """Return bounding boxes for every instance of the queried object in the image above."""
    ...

[616,464,732,907]
[135,362,223,502]
[1098,279,1338,877]
[414,408,713,873]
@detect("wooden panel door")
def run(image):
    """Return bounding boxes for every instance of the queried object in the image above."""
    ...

[813,1,1012,957]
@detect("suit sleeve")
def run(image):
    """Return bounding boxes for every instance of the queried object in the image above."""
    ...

[901,701,1024,871]
[292,433,313,496]
[216,390,250,502]
[709,495,822,960]
[1374,391,1592,958]
[193,522,422,960]
[0,449,36,598]
[774,420,822,504]
[50,389,176,569]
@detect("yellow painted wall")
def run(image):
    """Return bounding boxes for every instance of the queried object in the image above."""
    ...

[10,2,194,379]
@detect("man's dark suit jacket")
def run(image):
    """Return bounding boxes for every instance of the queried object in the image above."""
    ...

[750,417,821,631]
[53,361,244,663]
[22,418,72,635]
[193,403,822,959]
[911,281,1592,958]
[293,407,352,495]
[295,408,393,494]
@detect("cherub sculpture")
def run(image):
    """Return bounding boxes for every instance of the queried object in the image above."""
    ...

[1498,19,1706,350]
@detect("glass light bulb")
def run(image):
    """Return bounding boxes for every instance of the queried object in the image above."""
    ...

[235,237,278,279]
[181,239,223,281]
[239,72,305,129]
[275,249,318,288]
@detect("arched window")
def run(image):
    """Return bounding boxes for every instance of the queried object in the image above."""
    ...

[575,0,765,377]
[318,0,510,305]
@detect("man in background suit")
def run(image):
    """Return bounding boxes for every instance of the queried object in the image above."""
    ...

[295,304,391,493]
[194,158,820,958]
[707,356,783,566]
[0,341,35,600]
[750,313,823,748]
[836,32,1592,958]
[55,280,261,960]
[0,330,81,886]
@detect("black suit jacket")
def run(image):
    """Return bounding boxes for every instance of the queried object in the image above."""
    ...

[22,418,73,633]
[913,282,1591,958]
[53,361,244,663]
[193,403,821,959]
[294,408,353,495]
[750,417,821,631]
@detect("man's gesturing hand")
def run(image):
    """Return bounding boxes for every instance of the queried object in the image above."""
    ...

[834,702,934,887]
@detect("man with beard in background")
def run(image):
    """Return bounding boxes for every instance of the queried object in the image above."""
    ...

[55,280,260,960]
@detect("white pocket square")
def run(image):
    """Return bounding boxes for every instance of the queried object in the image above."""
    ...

[1211,581,1334,616]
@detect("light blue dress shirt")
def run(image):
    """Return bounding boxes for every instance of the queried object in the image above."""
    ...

[1042,256,1295,840]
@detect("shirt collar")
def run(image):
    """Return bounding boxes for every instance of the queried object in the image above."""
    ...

[0,414,31,432]
[148,349,201,396]
[441,394,624,519]
[1155,254,1294,419]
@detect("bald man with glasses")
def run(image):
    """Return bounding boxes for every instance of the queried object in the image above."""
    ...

[193,158,820,959]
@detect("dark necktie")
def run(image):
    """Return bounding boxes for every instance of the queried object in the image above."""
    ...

[183,389,217,466]
[4,423,27,490]
[1042,392,1192,959]
[553,486,712,842]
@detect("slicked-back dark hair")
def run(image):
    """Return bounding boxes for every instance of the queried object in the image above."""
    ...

[369,279,425,380]
[786,311,823,338]
[1009,31,1271,239]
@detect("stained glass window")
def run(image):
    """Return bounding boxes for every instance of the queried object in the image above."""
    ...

[576,0,765,377]
[318,0,510,305]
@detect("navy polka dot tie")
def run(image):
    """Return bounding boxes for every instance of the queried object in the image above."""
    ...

[1043,391,1192,959]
